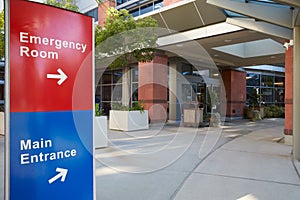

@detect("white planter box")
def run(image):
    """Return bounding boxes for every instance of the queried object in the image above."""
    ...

[109,110,149,131]
[94,116,108,148]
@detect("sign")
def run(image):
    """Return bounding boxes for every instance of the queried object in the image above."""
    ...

[7,0,94,199]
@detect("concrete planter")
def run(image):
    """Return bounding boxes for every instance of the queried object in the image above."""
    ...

[109,110,149,131]
[94,116,108,148]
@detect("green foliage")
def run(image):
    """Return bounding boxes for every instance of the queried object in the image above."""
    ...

[95,103,105,116]
[130,100,144,113]
[251,110,261,122]
[95,7,158,69]
[0,11,4,59]
[248,87,262,107]
[207,87,219,109]
[46,0,79,12]
[264,105,284,118]
[111,100,144,112]
[111,103,129,111]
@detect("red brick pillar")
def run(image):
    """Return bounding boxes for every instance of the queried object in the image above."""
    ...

[284,45,293,143]
[163,0,182,6]
[98,0,116,27]
[138,54,168,123]
[221,69,246,119]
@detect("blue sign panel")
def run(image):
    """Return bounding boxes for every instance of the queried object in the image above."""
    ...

[10,111,93,200]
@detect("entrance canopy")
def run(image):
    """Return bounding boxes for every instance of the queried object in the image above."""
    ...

[133,0,297,68]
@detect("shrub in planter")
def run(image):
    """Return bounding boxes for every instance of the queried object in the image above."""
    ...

[264,105,284,118]
[109,101,149,131]
[95,103,105,116]
[250,110,261,122]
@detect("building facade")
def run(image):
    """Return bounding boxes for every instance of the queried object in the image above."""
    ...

[35,0,298,147]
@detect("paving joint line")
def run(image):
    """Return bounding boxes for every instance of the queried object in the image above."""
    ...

[169,133,237,200]
[193,172,300,187]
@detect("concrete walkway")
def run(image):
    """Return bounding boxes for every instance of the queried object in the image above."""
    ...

[94,118,300,200]
[1,118,300,199]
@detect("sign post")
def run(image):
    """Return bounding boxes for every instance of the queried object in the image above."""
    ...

[6,0,94,199]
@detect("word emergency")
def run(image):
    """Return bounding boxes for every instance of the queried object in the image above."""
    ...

[19,31,88,60]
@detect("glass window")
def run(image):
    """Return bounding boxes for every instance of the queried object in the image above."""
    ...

[182,64,192,75]
[95,86,101,98]
[85,8,98,21]
[274,76,284,88]
[102,72,112,84]
[130,8,140,17]
[261,75,274,87]
[111,84,122,101]
[140,3,153,15]
[262,88,273,103]
[131,66,139,83]
[182,84,193,102]
[154,0,163,10]
[274,88,284,103]
[131,83,138,102]
[246,73,260,86]
[102,86,112,101]
[113,70,122,84]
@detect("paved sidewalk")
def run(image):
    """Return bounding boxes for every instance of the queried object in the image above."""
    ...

[1,118,300,200]
[94,118,300,200]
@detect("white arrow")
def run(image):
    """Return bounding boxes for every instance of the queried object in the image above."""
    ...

[48,167,68,184]
[47,68,68,85]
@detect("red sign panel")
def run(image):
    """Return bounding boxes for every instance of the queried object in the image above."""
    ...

[10,0,93,112]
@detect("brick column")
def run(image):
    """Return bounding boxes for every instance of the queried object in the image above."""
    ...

[98,0,116,27]
[138,54,168,123]
[221,69,246,119]
[163,0,182,6]
[284,45,293,145]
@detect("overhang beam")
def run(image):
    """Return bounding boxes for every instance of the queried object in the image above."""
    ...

[226,17,293,39]
[207,0,293,28]
[157,22,243,46]
[273,0,300,8]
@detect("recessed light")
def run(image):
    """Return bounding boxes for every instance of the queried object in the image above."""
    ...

[214,54,219,57]
[224,39,232,43]
[270,56,276,59]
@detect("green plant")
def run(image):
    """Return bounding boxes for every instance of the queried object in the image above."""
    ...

[251,110,261,122]
[46,0,79,12]
[130,100,144,113]
[248,87,263,108]
[207,87,219,110]
[111,103,130,111]
[244,106,250,119]
[111,101,144,112]
[95,103,105,116]
[95,7,157,69]
[264,105,284,118]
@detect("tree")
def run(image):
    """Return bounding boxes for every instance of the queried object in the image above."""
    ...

[95,7,158,69]
[45,0,79,12]
[0,11,4,59]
